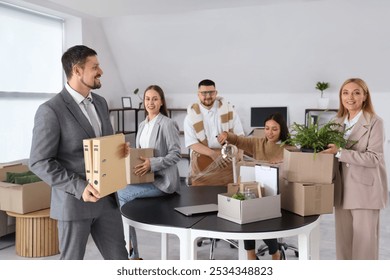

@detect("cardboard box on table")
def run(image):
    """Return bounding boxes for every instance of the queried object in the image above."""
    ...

[83,133,154,197]
[217,164,281,224]
[0,164,51,214]
[281,180,334,216]
[281,149,335,184]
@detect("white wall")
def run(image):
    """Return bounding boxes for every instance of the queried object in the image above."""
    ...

[2,0,390,180]
[98,0,390,182]
[100,0,389,132]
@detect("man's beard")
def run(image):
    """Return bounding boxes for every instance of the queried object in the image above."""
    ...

[200,99,214,108]
[81,76,101,90]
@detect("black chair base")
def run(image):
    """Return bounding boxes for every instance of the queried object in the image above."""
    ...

[256,239,298,260]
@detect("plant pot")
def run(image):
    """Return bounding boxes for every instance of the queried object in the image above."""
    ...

[300,147,326,153]
[317,97,329,109]
[300,147,315,153]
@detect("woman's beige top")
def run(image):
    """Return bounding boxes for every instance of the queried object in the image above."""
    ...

[225,132,284,162]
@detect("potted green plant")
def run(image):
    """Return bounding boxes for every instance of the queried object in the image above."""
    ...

[316,81,330,109]
[283,117,350,155]
[133,88,142,108]
[315,82,329,98]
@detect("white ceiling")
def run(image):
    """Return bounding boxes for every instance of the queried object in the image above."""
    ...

[23,0,312,18]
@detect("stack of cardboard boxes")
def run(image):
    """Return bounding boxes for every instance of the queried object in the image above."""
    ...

[281,149,335,216]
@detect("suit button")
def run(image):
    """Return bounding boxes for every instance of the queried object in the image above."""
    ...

[346,163,350,167]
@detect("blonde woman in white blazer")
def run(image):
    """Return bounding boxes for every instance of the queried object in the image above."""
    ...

[323,78,388,259]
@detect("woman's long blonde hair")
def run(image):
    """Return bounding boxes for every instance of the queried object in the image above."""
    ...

[337,78,375,118]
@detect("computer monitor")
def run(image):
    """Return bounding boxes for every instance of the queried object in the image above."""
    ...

[250,107,288,128]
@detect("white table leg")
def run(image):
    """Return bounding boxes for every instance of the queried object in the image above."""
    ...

[161,233,168,260]
[238,239,247,260]
[179,230,191,260]
[309,222,320,260]
[297,233,309,260]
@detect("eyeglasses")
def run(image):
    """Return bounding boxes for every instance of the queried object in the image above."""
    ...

[199,90,216,97]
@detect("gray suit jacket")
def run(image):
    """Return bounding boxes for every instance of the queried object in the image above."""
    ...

[334,113,388,209]
[29,88,117,221]
[136,114,181,193]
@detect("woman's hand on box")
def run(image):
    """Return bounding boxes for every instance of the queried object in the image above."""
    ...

[134,156,151,176]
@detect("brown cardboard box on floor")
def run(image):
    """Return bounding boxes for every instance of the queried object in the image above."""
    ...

[0,164,51,214]
[281,180,334,216]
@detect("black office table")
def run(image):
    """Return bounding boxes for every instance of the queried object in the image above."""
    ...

[121,186,320,260]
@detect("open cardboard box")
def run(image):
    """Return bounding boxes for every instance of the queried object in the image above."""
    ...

[0,164,51,214]
[281,149,335,184]
[217,165,281,224]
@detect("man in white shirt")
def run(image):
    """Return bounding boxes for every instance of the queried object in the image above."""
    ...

[184,79,244,186]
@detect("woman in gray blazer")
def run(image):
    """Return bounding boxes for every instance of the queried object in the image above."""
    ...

[117,85,181,259]
[323,78,388,259]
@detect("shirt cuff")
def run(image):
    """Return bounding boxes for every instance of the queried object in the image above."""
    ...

[335,147,342,158]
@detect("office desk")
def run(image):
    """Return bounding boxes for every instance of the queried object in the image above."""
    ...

[121,186,320,260]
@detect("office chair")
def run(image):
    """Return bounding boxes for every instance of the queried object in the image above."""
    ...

[197,237,238,260]
[256,238,298,260]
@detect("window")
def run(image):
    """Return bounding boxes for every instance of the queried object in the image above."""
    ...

[0,2,64,94]
[0,2,64,163]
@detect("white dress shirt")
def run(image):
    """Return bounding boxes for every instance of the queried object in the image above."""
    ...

[65,83,102,131]
[139,114,159,148]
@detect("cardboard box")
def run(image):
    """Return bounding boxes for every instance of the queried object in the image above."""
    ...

[127,148,154,184]
[281,180,334,216]
[0,165,51,214]
[218,164,281,224]
[281,149,335,184]
[217,193,281,224]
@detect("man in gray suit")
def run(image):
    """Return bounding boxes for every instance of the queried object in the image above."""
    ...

[29,45,128,260]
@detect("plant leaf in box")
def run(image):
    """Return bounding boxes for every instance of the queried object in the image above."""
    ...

[283,114,354,156]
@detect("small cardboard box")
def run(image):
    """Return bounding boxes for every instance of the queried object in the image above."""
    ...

[281,149,335,184]
[281,180,334,216]
[128,148,154,184]
[217,193,281,224]
[0,164,51,214]
[218,164,281,224]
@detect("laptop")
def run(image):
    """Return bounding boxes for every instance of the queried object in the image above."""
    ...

[174,203,218,216]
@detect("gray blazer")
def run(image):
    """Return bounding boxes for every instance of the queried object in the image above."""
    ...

[136,114,181,194]
[29,88,116,221]
[334,113,388,209]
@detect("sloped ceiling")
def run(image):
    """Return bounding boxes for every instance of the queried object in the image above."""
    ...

[26,0,313,17]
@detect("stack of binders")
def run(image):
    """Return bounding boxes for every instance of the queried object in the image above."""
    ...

[83,133,154,197]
